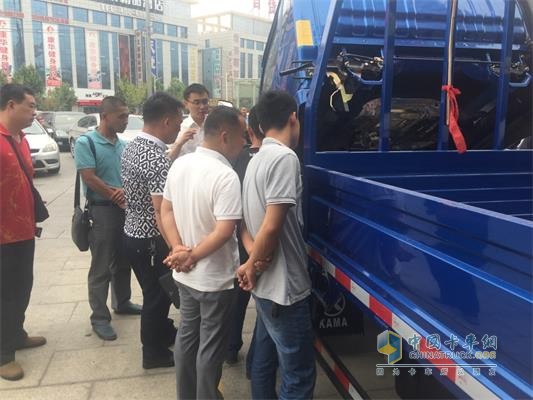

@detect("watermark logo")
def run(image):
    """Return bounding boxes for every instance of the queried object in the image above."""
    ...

[377,330,402,364]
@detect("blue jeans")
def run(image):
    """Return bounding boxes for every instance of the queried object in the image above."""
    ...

[251,295,316,400]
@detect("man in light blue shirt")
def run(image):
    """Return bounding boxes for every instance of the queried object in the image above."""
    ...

[74,96,141,341]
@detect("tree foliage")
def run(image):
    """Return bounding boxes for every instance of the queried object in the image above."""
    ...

[0,71,8,87]
[40,84,77,111]
[12,65,45,100]
[166,78,185,101]
[115,78,147,113]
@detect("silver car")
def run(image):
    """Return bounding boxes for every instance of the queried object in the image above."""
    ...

[23,120,61,174]
[67,113,144,156]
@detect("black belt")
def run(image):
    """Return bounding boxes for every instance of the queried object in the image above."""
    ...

[88,200,114,206]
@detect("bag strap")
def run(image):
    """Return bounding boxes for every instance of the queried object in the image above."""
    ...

[5,135,35,189]
[74,135,96,208]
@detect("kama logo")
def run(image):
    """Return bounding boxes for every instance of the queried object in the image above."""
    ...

[377,330,402,364]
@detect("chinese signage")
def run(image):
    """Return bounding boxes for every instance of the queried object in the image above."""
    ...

[150,39,156,77]
[376,330,498,378]
[43,23,62,88]
[85,30,102,89]
[134,30,143,82]
[0,18,13,77]
[118,35,131,80]
[94,0,164,14]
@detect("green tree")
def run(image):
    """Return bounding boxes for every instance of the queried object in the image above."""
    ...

[41,84,77,111]
[0,71,8,87]
[166,78,185,100]
[155,78,164,92]
[12,65,45,101]
[115,78,147,113]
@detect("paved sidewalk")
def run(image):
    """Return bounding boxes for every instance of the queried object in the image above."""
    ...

[0,154,338,399]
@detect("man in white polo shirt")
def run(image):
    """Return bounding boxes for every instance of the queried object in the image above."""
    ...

[161,106,246,399]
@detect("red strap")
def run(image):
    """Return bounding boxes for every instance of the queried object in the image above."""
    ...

[442,85,467,153]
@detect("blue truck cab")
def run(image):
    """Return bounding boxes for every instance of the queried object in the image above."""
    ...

[260,0,532,398]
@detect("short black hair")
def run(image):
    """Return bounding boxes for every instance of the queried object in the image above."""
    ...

[0,84,35,110]
[143,92,184,123]
[204,106,241,137]
[100,96,127,115]
[183,83,209,100]
[255,90,297,132]
[247,106,263,139]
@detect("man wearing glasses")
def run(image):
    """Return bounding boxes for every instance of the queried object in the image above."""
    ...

[168,84,210,161]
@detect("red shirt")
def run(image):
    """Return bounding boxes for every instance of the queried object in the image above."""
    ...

[0,123,35,244]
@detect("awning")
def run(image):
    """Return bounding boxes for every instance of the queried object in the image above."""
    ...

[77,99,102,107]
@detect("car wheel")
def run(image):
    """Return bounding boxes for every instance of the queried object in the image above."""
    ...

[70,138,76,158]
[49,166,60,175]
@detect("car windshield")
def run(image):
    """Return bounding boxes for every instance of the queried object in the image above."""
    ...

[127,116,143,130]
[22,120,47,135]
[55,113,86,129]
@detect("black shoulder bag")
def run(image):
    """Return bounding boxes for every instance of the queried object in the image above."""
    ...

[71,136,96,252]
[6,136,49,223]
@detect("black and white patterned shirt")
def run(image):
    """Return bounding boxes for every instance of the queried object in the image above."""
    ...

[121,133,170,238]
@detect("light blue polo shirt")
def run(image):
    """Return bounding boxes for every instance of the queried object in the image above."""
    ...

[74,130,126,201]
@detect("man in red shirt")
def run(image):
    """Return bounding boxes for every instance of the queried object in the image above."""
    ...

[0,84,47,381]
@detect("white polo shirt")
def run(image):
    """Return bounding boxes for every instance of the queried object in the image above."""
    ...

[163,146,242,292]
[175,115,204,157]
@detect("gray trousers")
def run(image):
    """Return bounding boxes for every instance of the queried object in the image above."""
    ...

[88,205,132,325]
[175,282,236,400]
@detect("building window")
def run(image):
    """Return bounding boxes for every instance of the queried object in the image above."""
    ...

[124,16,133,29]
[32,21,45,79]
[73,8,88,23]
[111,33,119,86]
[93,11,107,26]
[110,14,120,28]
[136,19,145,31]
[74,27,87,88]
[153,22,164,34]
[240,38,245,48]
[181,44,188,85]
[246,39,254,50]
[3,0,21,12]
[258,54,263,78]
[100,31,111,89]
[156,39,163,84]
[51,4,67,19]
[167,24,177,37]
[256,41,264,51]
[11,19,24,71]
[179,26,188,39]
[170,41,179,79]
[240,53,245,78]
[205,39,210,48]
[32,0,47,16]
[248,53,253,78]
[58,25,72,85]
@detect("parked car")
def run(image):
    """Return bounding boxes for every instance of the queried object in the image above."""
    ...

[37,111,86,151]
[23,119,61,174]
[67,113,144,156]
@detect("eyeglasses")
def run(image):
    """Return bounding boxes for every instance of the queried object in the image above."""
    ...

[189,98,209,106]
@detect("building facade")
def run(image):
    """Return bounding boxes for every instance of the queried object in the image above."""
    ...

[196,11,271,108]
[0,0,198,110]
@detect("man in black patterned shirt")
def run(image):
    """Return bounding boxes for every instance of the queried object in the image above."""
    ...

[121,92,185,369]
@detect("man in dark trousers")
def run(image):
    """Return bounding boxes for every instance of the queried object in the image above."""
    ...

[121,92,184,369]
[74,96,141,341]
[226,106,264,365]
[0,84,46,381]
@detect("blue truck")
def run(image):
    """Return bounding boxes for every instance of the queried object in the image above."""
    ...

[260,0,532,398]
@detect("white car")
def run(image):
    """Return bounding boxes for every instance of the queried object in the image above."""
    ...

[67,113,144,156]
[23,119,61,174]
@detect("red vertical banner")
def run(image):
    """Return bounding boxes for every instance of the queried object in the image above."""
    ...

[0,18,13,78]
[268,0,277,14]
[118,34,131,81]
[43,23,62,88]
